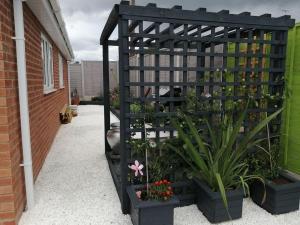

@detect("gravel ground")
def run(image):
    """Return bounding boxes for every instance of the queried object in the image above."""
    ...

[19,105,300,225]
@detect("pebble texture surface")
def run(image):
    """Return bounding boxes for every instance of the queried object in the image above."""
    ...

[19,106,300,225]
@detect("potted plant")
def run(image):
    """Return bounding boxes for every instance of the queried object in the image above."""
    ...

[170,107,283,223]
[249,116,300,214]
[127,119,179,225]
[127,178,179,225]
[251,171,300,215]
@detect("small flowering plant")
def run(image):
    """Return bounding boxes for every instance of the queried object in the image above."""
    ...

[149,180,174,201]
[135,179,174,202]
[128,117,174,203]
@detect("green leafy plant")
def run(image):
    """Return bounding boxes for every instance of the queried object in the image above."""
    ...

[129,103,143,128]
[148,138,192,182]
[247,142,280,181]
[169,106,283,210]
[110,87,120,109]
[247,113,281,180]
[129,138,156,159]
[130,103,142,113]
[144,103,155,123]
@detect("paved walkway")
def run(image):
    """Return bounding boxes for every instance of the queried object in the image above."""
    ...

[19,105,300,225]
[19,106,128,225]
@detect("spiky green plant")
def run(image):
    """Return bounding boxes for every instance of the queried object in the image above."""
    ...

[169,107,283,210]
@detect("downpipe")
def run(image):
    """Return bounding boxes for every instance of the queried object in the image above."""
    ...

[12,0,35,210]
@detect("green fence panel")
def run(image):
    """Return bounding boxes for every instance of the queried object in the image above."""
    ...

[282,23,300,174]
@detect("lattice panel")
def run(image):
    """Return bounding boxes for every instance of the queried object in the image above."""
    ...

[126,23,287,140]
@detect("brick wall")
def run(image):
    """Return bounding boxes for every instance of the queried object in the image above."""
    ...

[0,1,70,225]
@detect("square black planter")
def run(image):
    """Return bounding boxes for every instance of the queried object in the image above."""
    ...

[194,179,244,223]
[251,172,300,214]
[127,185,179,225]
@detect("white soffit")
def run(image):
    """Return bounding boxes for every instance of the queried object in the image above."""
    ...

[26,0,74,60]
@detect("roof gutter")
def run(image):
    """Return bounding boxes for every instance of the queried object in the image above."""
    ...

[12,0,35,210]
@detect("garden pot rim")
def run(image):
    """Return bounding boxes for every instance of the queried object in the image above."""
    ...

[127,185,179,209]
[264,171,300,190]
[193,178,244,200]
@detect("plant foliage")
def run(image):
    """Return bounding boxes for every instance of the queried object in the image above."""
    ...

[170,107,283,209]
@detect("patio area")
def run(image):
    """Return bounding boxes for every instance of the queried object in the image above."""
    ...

[19,105,300,225]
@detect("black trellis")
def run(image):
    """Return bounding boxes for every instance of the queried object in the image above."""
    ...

[100,1,294,214]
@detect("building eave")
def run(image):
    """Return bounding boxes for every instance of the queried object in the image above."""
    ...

[26,0,74,60]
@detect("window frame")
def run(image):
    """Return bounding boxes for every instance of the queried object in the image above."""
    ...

[58,53,64,88]
[41,33,54,93]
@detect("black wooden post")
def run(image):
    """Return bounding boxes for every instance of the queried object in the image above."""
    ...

[103,42,110,154]
[118,17,130,214]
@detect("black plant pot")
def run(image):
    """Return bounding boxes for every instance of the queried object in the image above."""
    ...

[194,179,244,223]
[127,185,179,225]
[250,172,300,215]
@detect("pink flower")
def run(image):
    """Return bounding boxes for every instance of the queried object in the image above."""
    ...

[129,160,144,177]
[136,191,142,199]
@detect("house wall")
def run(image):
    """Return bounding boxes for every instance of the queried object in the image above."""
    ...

[0,1,69,225]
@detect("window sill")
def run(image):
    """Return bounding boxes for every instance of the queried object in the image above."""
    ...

[59,86,65,90]
[44,88,57,95]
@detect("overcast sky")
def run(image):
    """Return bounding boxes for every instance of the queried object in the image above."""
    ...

[59,0,300,62]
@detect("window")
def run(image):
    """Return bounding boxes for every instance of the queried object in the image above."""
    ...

[41,34,54,92]
[58,53,64,88]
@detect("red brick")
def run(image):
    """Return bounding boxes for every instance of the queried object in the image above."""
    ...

[0,125,9,133]
[0,160,11,169]
[0,152,10,160]
[0,202,14,212]
[0,143,10,152]
[0,117,8,125]
[0,212,15,220]
[0,134,9,142]
[0,195,14,202]
[0,186,12,195]
[0,98,6,107]
[3,221,16,225]
[0,178,12,186]
[0,169,11,178]
[0,87,7,95]
[0,108,8,115]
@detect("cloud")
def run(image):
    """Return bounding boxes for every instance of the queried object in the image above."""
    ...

[60,0,120,61]
[60,0,120,16]
[60,0,299,61]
